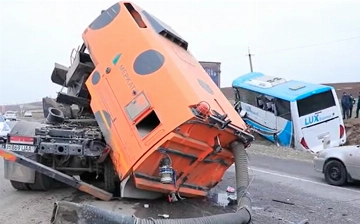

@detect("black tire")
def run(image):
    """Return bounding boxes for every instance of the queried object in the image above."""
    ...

[80,172,98,181]
[28,172,55,191]
[103,158,118,193]
[324,160,347,186]
[10,180,30,190]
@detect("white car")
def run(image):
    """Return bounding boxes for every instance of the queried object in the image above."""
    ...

[314,145,360,186]
[0,115,11,142]
[24,111,33,117]
[4,111,17,121]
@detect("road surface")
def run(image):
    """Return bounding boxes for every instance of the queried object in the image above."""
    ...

[0,148,359,223]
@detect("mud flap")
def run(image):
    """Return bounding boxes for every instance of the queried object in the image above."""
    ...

[4,159,36,183]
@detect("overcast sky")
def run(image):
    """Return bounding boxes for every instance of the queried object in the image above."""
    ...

[0,0,359,105]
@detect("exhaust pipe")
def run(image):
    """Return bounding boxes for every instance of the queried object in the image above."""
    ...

[51,141,252,224]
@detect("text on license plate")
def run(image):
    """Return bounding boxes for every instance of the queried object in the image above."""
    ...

[6,144,36,152]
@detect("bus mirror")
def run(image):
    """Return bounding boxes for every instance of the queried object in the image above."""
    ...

[239,110,247,118]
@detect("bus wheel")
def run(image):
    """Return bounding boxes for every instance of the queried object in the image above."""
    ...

[324,160,347,186]
[10,180,30,190]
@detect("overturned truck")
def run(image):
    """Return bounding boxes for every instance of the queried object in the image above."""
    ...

[0,1,255,223]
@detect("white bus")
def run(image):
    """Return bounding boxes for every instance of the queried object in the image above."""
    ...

[232,72,346,153]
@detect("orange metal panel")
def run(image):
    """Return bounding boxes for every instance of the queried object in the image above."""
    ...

[82,1,248,194]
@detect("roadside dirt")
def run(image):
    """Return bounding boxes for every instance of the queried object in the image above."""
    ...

[344,118,360,145]
[248,118,360,163]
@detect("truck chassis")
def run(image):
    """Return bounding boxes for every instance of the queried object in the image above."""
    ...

[1,110,117,201]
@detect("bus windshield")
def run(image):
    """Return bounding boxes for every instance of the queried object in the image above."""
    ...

[297,90,336,117]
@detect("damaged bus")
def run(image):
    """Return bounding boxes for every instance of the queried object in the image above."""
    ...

[232,72,346,153]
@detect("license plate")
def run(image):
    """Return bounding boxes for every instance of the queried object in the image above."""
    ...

[6,144,36,153]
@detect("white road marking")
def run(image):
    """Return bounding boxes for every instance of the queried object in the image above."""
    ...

[249,166,360,194]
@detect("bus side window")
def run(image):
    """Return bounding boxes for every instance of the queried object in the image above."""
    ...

[275,98,291,120]
[266,99,273,112]
[238,88,258,107]
[260,95,276,114]
[268,98,276,114]
[256,95,264,109]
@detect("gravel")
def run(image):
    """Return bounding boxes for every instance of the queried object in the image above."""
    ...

[248,138,314,163]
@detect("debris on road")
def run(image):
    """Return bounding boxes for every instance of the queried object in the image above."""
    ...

[226,186,235,193]
[297,218,309,224]
[272,199,295,206]
[158,214,170,219]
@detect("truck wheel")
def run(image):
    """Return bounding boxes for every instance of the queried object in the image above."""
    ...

[80,172,98,181]
[10,180,30,190]
[103,158,118,193]
[324,160,347,186]
[28,172,55,191]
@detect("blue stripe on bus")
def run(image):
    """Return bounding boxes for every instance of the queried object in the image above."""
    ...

[232,72,333,102]
[244,118,293,147]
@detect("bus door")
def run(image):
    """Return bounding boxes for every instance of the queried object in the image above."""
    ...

[274,98,293,147]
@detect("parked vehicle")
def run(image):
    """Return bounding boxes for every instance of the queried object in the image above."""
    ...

[314,145,360,186]
[24,111,33,117]
[4,111,17,121]
[0,114,11,143]
[232,72,346,153]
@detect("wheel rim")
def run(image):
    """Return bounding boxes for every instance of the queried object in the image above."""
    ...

[328,166,341,181]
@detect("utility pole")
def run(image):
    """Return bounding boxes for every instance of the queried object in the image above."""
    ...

[246,48,254,72]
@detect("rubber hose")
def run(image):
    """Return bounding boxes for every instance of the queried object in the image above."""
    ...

[230,141,252,213]
[51,141,252,224]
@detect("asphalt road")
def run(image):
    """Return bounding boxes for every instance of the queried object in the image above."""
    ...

[0,149,359,224]
[245,154,360,223]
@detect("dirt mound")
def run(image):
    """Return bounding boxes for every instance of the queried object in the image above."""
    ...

[344,119,360,145]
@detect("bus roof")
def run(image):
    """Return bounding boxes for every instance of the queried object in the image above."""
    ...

[232,72,333,101]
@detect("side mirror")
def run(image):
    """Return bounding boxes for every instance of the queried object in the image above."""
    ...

[234,101,242,112]
[239,110,247,118]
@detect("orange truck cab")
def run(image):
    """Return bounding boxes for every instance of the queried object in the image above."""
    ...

[84,2,253,198]
[0,1,254,201]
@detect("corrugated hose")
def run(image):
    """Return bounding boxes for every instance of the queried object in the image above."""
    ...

[50,141,252,224]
